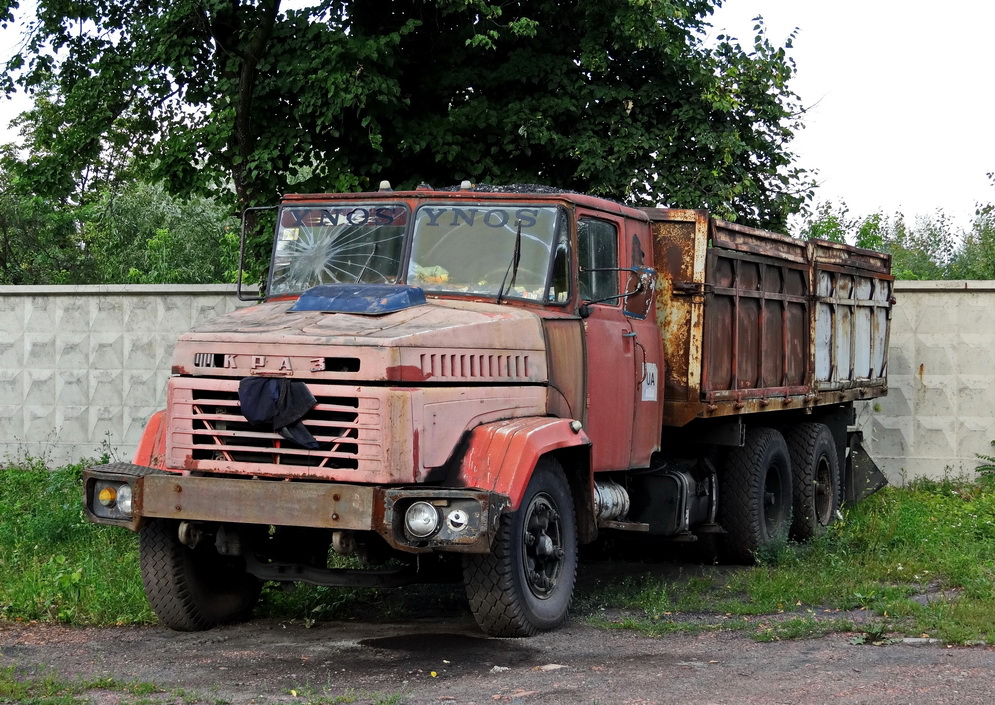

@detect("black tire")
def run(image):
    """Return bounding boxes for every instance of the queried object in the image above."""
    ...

[786,423,840,541]
[718,427,792,564]
[463,458,578,637]
[139,519,261,631]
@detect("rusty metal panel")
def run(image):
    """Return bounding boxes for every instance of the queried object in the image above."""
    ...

[646,209,709,413]
[711,218,809,264]
[647,210,893,427]
[541,317,586,421]
[811,246,893,392]
[141,475,376,529]
[700,249,811,403]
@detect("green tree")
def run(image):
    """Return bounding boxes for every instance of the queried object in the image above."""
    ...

[799,201,851,243]
[798,200,982,280]
[949,206,995,279]
[0,148,94,284]
[85,181,240,285]
[3,0,813,283]
[885,212,956,281]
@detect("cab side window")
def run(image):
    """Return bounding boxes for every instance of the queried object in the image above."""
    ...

[578,217,618,302]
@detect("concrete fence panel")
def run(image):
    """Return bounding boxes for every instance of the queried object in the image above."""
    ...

[1,281,994,482]
[858,281,995,482]
[0,285,247,464]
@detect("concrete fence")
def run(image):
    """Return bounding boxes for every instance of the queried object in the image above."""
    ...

[1,281,994,483]
[858,281,995,481]
[0,285,246,464]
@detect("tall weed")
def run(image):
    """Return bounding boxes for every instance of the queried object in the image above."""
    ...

[0,458,153,624]
[580,477,995,644]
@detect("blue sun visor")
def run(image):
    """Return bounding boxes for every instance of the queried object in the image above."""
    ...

[288,284,427,315]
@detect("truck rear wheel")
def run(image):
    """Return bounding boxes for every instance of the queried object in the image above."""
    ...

[785,423,840,541]
[719,427,792,563]
[463,458,578,637]
[139,519,261,631]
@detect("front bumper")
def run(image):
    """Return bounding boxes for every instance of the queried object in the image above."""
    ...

[82,462,507,554]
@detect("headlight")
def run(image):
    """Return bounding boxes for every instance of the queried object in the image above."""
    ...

[116,484,133,515]
[404,501,440,538]
[92,480,134,519]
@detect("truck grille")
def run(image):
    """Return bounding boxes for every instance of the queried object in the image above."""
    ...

[166,378,387,478]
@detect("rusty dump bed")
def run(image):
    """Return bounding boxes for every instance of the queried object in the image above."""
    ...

[647,209,894,427]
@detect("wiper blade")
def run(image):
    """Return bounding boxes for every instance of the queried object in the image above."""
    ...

[496,220,523,305]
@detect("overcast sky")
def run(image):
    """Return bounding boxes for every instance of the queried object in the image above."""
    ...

[711,0,995,226]
[2,1,993,228]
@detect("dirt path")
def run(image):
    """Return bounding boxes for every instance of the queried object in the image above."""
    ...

[3,615,994,705]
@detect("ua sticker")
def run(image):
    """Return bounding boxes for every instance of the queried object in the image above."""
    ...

[641,362,658,402]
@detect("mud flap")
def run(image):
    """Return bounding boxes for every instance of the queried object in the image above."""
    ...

[844,430,887,504]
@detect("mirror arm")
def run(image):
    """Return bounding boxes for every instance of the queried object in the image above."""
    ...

[578,266,656,307]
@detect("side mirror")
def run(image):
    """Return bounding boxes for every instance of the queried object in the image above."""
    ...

[579,265,657,315]
[623,266,657,319]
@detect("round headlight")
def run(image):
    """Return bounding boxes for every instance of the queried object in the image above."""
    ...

[116,484,133,515]
[404,501,440,538]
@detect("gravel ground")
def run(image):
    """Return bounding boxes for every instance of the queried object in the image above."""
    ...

[2,558,993,704]
[3,612,995,705]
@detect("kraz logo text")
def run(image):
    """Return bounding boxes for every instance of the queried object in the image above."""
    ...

[193,353,326,372]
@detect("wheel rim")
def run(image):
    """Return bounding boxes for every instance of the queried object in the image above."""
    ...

[763,464,788,535]
[521,492,564,599]
[813,455,834,526]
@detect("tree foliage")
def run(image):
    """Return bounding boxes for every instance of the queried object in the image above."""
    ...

[0,154,238,285]
[2,0,813,283]
[799,201,995,281]
[0,146,90,284]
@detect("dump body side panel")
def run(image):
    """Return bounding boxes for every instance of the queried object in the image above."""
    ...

[647,210,893,427]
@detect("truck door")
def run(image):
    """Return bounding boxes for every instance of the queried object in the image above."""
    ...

[578,213,635,471]
[622,221,664,468]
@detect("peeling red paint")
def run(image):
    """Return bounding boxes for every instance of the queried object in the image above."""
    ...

[388,364,431,382]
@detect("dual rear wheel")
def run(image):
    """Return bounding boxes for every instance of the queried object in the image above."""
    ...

[718,423,841,563]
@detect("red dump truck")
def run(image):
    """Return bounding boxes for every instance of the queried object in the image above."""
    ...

[83,184,892,637]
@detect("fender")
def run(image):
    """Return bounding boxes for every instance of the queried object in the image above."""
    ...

[458,417,591,510]
[133,409,168,469]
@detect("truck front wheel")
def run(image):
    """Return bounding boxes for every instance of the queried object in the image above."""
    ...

[139,519,261,631]
[463,458,578,637]
[719,427,792,563]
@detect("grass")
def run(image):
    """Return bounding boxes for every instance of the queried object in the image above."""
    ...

[0,457,154,625]
[577,474,995,644]
[0,665,161,705]
[2,457,993,644]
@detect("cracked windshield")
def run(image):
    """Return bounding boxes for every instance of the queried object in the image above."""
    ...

[408,204,569,302]
[269,204,408,295]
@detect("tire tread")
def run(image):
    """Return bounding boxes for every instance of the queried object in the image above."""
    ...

[463,461,577,638]
[719,427,792,563]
